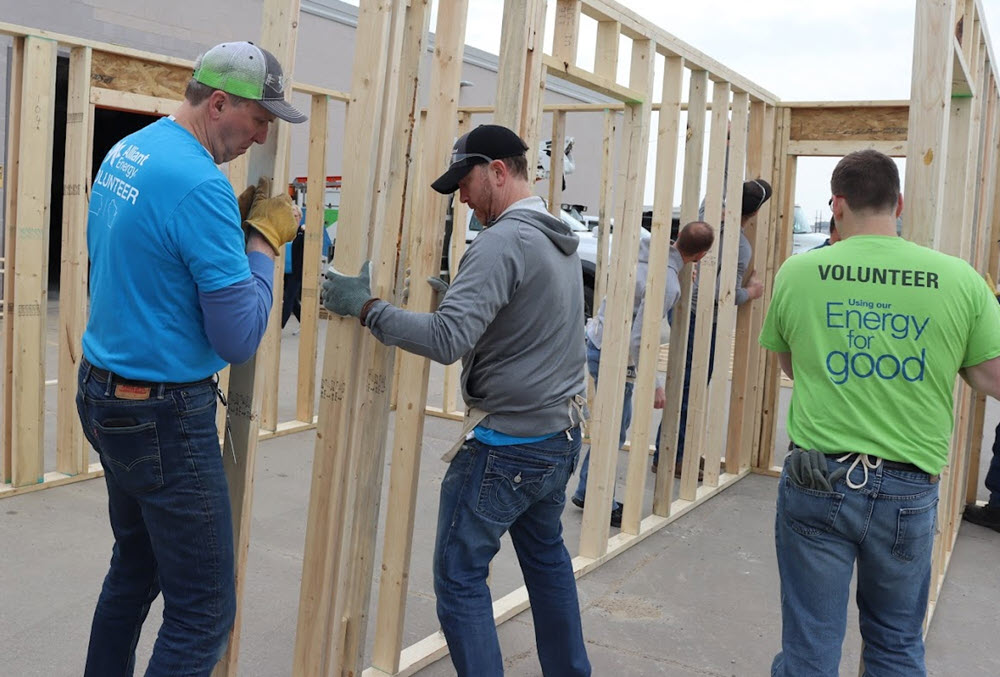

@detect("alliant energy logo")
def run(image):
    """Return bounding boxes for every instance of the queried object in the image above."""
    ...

[106,140,127,166]
[824,299,927,385]
[93,140,149,209]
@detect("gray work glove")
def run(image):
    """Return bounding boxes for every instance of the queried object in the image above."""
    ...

[786,447,846,492]
[322,261,373,317]
[401,271,449,307]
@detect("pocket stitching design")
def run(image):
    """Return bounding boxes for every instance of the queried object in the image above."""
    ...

[476,451,556,523]
[93,420,164,493]
[892,499,938,562]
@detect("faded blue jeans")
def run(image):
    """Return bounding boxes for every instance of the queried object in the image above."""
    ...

[573,339,630,508]
[772,453,940,677]
[433,427,590,676]
[77,359,235,677]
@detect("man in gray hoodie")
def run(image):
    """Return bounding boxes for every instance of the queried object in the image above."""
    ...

[322,124,590,677]
[571,222,714,524]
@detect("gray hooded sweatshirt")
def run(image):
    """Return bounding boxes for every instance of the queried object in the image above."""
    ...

[365,196,587,437]
[586,235,683,388]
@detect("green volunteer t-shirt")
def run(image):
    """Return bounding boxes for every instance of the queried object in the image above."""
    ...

[759,235,1000,474]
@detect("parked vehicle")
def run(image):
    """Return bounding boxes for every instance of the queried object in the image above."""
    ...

[450,205,600,318]
[583,205,681,240]
[791,204,827,254]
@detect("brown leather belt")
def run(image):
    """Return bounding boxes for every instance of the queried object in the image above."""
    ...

[84,358,214,390]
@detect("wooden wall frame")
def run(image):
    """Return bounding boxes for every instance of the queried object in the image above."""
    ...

[0,21,347,499]
[2,0,998,674]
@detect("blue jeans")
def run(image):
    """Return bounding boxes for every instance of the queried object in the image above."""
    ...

[772,454,940,677]
[434,428,590,677]
[659,311,717,465]
[987,420,1000,507]
[573,340,630,508]
[77,360,236,677]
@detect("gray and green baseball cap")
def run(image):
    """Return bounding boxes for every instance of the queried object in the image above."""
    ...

[192,41,307,123]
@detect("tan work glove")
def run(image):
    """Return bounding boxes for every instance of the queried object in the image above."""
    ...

[243,179,300,254]
[237,181,257,222]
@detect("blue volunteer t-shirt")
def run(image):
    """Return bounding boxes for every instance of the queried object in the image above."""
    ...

[83,117,251,382]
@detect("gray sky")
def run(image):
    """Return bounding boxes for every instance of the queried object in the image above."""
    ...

[626,0,1000,225]
[344,0,1000,224]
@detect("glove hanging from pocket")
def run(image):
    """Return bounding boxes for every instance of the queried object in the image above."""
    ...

[787,447,847,491]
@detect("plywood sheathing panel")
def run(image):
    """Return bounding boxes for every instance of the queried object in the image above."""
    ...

[788,105,909,142]
[90,50,190,100]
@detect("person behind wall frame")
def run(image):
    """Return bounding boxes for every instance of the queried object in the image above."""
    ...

[811,210,840,250]
[569,220,716,527]
[964,281,1000,534]
[760,148,1000,676]
[321,124,592,677]
[964,413,1000,533]
[659,178,771,477]
[77,41,306,677]
[282,215,333,330]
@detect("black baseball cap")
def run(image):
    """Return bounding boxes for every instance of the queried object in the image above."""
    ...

[742,178,773,215]
[431,124,529,194]
[192,42,307,124]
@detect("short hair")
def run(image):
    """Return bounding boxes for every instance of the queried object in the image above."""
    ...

[831,149,899,214]
[500,154,529,181]
[184,78,251,107]
[675,220,715,257]
[829,214,836,233]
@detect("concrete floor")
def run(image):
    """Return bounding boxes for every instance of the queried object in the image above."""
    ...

[1,317,998,676]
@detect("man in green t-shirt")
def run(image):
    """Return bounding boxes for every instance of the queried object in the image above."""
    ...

[760,149,1000,676]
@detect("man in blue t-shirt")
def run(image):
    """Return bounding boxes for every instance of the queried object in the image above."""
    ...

[77,42,306,677]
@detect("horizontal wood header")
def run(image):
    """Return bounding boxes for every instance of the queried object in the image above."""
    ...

[91,51,190,101]
[789,105,909,142]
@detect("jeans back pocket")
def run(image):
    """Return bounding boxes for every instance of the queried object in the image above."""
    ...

[476,450,556,524]
[893,499,938,562]
[781,476,844,537]
[93,418,163,494]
